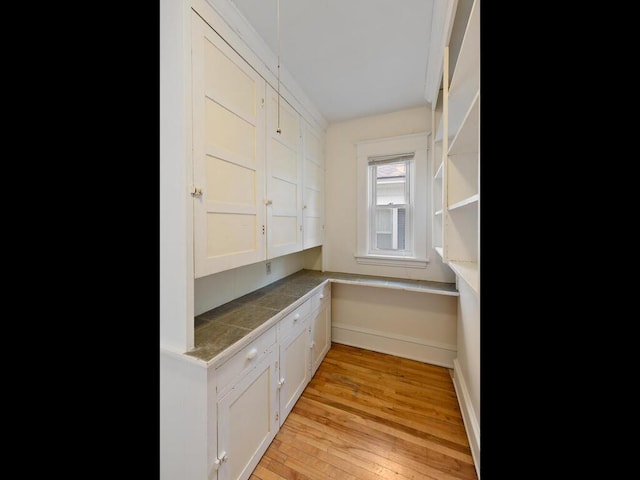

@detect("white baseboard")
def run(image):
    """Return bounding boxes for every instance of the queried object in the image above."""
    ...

[452,358,480,478]
[331,322,457,368]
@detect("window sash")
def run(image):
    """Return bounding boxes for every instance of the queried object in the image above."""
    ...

[369,158,413,255]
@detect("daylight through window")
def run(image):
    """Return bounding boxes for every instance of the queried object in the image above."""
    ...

[368,154,413,255]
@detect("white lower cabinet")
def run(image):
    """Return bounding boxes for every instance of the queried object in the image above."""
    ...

[278,304,311,423]
[209,282,332,480]
[214,346,278,480]
[310,283,331,375]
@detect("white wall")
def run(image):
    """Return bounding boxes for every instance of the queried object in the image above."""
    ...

[331,283,458,367]
[160,350,210,480]
[195,250,310,315]
[453,278,480,469]
[324,106,455,282]
[160,0,193,353]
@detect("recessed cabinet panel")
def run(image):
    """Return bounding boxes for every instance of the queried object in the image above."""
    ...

[303,125,321,161]
[271,178,298,214]
[279,321,309,422]
[205,100,256,164]
[206,157,256,206]
[304,159,321,191]
[310,287,331,376]
[304,188,320,215]
[204,38,256,118]
[270,216,298,247]
[227,371,270,479]
[270,141,297,181]
[207,214,256,257]
[303,218,322,247]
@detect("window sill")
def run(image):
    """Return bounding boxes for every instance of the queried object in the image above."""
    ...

[354,254,429,268]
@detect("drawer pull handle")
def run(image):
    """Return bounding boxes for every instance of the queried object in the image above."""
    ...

[294,313,300,321]
[319,294,324,299]
[246,348,257,360]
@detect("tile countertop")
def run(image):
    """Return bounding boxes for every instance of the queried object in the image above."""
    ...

[185,269,458,365]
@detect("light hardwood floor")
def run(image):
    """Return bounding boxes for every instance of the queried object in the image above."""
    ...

[250,342,478,480]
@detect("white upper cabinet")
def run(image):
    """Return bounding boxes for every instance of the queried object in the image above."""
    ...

[191,12,267,278]
[302,120,325,249]
[191,8,325,279]
[265,85,303,259]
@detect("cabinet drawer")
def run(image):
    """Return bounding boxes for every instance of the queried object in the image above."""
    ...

[215,325,276,397]
[311,282,330,311]
[278,298,311,336]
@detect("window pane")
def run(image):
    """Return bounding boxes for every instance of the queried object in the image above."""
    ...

[374,206,405,251]
[397,207,405,249]
[376,208,392,232]
[375,162,406,206]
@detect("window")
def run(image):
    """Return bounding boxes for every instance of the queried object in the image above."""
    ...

[356,133,429,268]
[369,155,412,255]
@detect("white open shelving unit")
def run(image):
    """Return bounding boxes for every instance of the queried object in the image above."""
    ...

[433,0,479,296]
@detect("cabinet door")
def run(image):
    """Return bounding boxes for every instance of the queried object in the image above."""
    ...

[265,85,303,258]
[278,315,310,423]
[192,13,267,278]
[302,120,324,249]
[216,347,278,480]
[310,287,331,375]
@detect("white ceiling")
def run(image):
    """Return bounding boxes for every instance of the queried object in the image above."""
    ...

[230,0,434,124]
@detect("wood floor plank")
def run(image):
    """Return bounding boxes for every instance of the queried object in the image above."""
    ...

[302,384,470,445]
[251,343,478,480]
[249,464,288,480]
[326,346,455,386]
[287,400,476,480]
[295,393,473,461]
[281,415,454,480]
[269,435,360,480]
[306,376,464,431]
[317,357,461,406]
[276,424,391,480]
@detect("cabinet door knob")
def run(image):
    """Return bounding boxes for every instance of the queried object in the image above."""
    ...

[319,294,324,299]
[278,377,285,388]
[294,313,300,321]
[246,348,257,360]
[211,451,228,474]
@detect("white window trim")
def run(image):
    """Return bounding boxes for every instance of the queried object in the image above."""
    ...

[355,132,430,268]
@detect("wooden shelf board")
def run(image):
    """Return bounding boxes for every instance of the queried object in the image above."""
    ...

[448,194,479,211]
[448,260,479,295]
[435,161,443,179]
